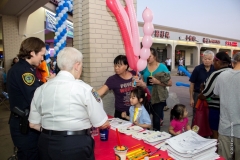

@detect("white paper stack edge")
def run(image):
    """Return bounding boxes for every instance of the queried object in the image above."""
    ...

[143,131,172,146]
[165,130,220,160]
[118,125,144,135]
[131,130,156,140]
[108,118,132,130]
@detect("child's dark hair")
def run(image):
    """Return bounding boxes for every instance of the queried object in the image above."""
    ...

[131,87,148,106]
[114,55,129,70]
[170,104,186,121]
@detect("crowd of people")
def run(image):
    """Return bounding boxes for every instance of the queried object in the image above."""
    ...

[189,50,240,160]
[3,37,240,160]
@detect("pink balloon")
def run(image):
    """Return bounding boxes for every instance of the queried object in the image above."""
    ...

[142,36,152,48]
[142,7,153,22]
[143,22,154,35]
[125,0,140,57]
[140,47,150,60]
[115,0,132,43]
[106,0,138,71]
[137,59,147,71]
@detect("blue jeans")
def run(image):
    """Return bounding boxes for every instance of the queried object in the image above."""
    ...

[151,101,166,131]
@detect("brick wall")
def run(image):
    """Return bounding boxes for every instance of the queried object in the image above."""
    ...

[2,16,23,71]
[73,0,137,116]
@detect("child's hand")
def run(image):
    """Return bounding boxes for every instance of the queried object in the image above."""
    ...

[121,112,127,118]
[176,131,181,135]
[133,120,139,125]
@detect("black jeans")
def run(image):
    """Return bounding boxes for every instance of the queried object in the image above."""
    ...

[145,101,165,131]
[9,116,40,160]
[167,65,171,72]
[38,133,95,160]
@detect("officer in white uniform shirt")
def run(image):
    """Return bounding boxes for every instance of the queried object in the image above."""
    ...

[28,47,110,160]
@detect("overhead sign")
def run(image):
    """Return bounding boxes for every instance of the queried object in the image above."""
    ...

[203,38,220,44]
[179,35,197,41]
[153,30,170,39]
[225,41,238,47]
[45,10,74,38]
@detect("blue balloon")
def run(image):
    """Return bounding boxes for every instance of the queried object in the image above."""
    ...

[176,82,190,88]
[59,6,63,10]
[178,66,191,78]
[45,44,49,50]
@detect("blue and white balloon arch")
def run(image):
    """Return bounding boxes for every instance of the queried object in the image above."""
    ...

[54,0,73,57]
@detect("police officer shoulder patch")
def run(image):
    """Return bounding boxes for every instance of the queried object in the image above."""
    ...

[22,73,35,86]
[91,89,101,103]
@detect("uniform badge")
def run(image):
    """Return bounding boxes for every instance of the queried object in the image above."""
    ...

[91,89,101,103]
[22,73,35,86]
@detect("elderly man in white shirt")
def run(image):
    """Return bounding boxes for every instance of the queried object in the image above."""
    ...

[28,47,110,160]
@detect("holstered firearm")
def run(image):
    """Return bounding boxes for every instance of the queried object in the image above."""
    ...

[12,107,29,134]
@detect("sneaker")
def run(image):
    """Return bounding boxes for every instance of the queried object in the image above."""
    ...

[160,120,164,126]
[164,106,169,111]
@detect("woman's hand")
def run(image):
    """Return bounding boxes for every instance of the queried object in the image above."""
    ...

[121,112,127,118]
[198,93,206,100]
[135,78,146,89]
[149,77,160,85]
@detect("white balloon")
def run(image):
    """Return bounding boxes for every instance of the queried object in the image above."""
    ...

[57,43,61,47]
[59,27,63,32]
[54,46,59,51]
[56,32,60,36]
[59,13,63,17]
[61,10,66,14]
[60,39,64,44]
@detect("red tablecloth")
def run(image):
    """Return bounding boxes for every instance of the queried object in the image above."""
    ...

[94,128,169,160]
[94,128,225,160]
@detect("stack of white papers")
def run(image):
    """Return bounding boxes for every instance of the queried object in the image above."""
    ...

[165,130,220,160]
[143,131,171,146]
[118,125,144,135]
[108,118,132,130]
[132,130,156,140]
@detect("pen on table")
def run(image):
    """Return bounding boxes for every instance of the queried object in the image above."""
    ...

[149,147,161,156]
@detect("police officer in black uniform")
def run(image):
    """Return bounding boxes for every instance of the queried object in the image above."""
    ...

[7,37,46,160]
